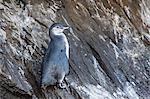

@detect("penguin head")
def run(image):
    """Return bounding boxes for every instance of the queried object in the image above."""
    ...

[49,23,69,37]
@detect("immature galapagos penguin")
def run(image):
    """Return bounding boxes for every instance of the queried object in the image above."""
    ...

[41,23,70,89]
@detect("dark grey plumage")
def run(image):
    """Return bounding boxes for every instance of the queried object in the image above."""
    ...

[41,23,69,89]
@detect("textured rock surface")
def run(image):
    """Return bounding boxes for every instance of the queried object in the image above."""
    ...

[0,0,150,99]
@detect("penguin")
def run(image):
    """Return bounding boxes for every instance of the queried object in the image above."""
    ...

[41,23,70,89]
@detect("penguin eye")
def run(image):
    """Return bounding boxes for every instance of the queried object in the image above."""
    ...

[56,26,59,28]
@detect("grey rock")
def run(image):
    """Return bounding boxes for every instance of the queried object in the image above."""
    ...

[0,0,150,99]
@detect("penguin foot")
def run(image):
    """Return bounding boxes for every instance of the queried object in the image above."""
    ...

[57,83,66,89]
[41,84,46,91]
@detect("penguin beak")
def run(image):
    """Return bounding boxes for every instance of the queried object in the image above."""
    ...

[63,26,70,30]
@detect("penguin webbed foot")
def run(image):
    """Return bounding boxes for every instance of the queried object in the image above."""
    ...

[57,82,66,89]
[41,84,47,91]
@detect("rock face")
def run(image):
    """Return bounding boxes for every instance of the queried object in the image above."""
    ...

[0,0,150,99]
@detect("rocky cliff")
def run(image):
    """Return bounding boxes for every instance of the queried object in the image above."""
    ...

[0,0,150,99]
